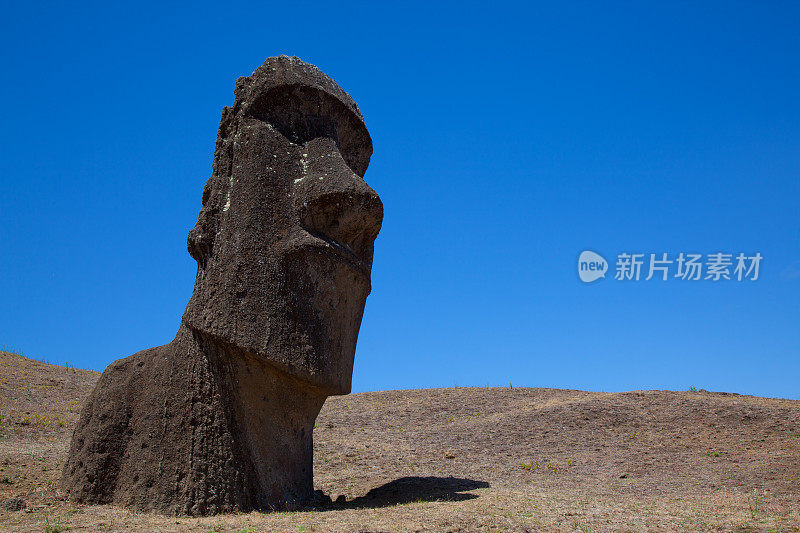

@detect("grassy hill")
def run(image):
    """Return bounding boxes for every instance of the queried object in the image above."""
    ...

[1,350,799,532]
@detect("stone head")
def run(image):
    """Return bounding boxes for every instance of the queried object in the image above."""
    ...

[183,56,383,396]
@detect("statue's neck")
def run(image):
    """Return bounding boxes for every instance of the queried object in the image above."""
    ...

[177,324,327,509]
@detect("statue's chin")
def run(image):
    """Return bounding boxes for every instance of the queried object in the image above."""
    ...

[182,319,355,397]
[255,341,356,397]
[181,249,368,396]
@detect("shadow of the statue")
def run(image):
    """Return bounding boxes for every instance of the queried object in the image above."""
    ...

[311,476,490,511]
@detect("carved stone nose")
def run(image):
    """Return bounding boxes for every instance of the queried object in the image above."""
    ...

[294,137,383,269]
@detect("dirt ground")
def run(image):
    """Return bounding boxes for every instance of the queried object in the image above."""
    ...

[0,350,798,532]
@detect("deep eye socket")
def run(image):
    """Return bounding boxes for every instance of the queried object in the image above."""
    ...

[274,112,338,146]
[247,84,372,177]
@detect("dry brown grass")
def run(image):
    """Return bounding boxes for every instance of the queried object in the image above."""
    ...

[1,350,799,532]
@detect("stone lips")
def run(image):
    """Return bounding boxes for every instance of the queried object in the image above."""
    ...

[61,56,383,516]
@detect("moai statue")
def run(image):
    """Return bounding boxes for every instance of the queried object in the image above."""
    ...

[62,56,383,516]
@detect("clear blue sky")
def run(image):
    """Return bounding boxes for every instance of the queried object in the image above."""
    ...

[1,2,798,398]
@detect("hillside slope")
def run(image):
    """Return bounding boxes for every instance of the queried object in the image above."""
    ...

[1,351,798,532]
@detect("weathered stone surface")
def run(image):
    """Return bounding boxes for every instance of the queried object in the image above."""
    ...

[61,56,383,516]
